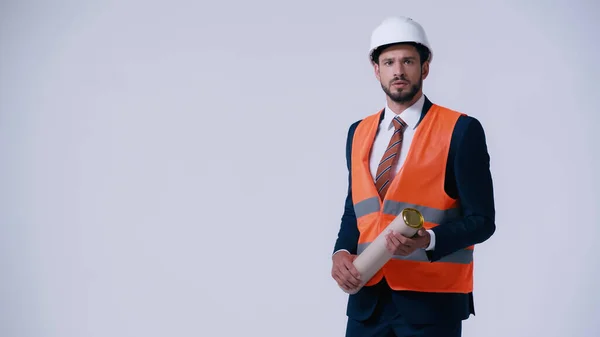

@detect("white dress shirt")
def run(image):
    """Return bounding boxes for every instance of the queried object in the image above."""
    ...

[334,94,436,256]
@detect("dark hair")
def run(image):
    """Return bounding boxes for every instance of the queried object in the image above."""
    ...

[371,42,431,65]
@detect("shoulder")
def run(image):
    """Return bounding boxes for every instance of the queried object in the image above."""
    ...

[431,102,486,142]
[455,115,487,143]
[343,119,363,167]
[448,113,490,159]
[346,109,382,141]
[345,119,363,154]
[425,99,489,153]
[347,119,362,141]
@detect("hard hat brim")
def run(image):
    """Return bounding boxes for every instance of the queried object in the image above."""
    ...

[369,41,432,63]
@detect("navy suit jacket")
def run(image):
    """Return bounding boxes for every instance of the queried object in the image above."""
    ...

[334,96,496,324]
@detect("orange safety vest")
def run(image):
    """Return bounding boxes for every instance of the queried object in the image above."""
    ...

[351,104,474,293]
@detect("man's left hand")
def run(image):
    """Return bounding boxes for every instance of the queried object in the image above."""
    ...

[385,228,430,256]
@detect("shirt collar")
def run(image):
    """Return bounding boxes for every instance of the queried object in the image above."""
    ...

[382,93,425,131]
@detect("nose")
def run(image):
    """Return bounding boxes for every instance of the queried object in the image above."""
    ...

[393,62,405,77]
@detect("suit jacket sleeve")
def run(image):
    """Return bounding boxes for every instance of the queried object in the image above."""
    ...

[333,121,361,255]
[426,116,496,262]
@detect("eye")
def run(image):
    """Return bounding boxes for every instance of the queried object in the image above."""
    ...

[404,59,413,64]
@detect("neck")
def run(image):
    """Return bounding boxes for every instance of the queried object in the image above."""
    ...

[386,91,423,115]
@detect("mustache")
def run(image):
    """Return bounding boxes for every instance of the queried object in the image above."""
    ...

[390,76,409,84]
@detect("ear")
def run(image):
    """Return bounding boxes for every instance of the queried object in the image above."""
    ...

[421,61,430,80]
[373,62,381,81]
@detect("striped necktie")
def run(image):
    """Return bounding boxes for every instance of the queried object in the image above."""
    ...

[375,115,408,199]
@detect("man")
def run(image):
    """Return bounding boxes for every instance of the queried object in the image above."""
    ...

[331,16,496,337]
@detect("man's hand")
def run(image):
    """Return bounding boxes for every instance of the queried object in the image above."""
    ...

[331,251,361,293]
[385,228,431,256]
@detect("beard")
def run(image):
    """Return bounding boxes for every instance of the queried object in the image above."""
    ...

[381,76,422,104]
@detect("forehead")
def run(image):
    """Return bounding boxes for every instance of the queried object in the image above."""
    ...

[379,44,419,59]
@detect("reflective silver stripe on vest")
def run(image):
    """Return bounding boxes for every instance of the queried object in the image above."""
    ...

[383,201,461,225]
[357,243,473,264]
[354,197,380,218]
[355,198,461,225]
[354,200,469,263]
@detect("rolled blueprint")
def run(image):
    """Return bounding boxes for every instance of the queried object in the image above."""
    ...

[343,208,424,295]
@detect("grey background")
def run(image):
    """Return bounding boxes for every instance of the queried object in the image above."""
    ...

[1,0,599,336]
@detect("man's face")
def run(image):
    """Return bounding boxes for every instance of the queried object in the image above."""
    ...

[373,44,429,104]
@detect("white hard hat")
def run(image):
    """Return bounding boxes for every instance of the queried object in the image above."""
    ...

[369,16,433,63]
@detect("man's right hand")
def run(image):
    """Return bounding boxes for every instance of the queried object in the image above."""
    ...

[331,251,362,293]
